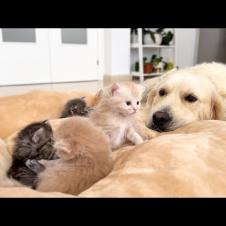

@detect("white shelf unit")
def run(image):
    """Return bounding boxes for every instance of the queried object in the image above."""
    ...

[130,28,177,82]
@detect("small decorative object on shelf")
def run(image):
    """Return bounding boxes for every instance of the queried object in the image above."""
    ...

[151,54,164,72]
[165,58,174,71]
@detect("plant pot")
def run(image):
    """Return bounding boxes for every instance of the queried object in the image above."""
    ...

[131,34,138,44]
[144,63,153,74]
[154,34,162,45]
[144,33,162,45]
[144,34,154,45]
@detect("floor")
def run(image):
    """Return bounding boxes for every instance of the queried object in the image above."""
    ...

[0,77,142,97]
[0,81,105,97]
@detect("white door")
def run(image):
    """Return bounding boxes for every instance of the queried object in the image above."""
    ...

[0,28,100,86]
[0,29,51,85]
[48,28,99,82]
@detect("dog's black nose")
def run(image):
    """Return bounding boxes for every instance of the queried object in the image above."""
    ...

[151,110,172,131]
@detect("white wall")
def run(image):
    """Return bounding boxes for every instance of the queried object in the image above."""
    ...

[111,29,130,75]
[175,28,199,68]
[197,29,226,63]
[104,29,112,75]
[104,29,130,76]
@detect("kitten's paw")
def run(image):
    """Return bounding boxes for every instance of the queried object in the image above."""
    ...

[135,136,144,145]
[25,159,45,173]
[51,152,60,160]
[126,127,144,145]
[143,129,159,140]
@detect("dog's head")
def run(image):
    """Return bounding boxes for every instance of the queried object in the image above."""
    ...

[145,71,224,132]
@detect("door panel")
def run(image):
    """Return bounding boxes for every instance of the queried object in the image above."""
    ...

[0,29,51,85]
[0,28,99,86]
[49,28,99,82]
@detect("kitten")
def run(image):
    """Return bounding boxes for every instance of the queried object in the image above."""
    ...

[34,117,113,195]
[60,97,93,118]
[90,82,152,150]
[7,120,57,188]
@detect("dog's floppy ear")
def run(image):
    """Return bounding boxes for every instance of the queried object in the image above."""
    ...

[211,91,224,120]
[145,88,157,106]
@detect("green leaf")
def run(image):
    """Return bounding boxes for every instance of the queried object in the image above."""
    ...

[150,31,156,43]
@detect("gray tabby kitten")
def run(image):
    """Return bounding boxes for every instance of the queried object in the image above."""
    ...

[60,97,93,118]
[7,120,58,188]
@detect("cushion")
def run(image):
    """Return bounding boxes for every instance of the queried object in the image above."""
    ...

[0,90,99,139]
[1,90,226,197]
[78,120,226,197]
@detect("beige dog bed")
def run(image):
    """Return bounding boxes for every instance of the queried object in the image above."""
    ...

[1,90,226,197]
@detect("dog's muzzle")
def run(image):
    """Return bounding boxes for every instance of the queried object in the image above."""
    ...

[148,110,173,132]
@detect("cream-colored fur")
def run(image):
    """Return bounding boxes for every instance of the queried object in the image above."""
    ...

[144,62,226,130]
[2,90,226,197]
[90,82,156,150]
[79,120,226,197]
[0,138,22,187]
[36,117,113,196]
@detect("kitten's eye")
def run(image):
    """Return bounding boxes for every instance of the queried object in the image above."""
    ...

[184,94,198,103]
[126,101,131,106]
[159,89,166,97]
[137,101,140,105]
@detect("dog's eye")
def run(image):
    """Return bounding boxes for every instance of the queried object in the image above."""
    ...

[184,94,198,103]
[126,101,131,106]
[137,101,140,105]
[159,89,166,97]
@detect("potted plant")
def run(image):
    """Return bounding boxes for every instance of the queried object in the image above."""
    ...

[161,31,174,45]
[144,28,164,45]
[143,57,154,74]
[131,28,138,44]
[134,57,148,72]
[134,57,154,73]
[151,54,164,72]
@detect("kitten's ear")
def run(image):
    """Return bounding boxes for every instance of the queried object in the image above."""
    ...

[32,128,45,143]
[137,84,146,95]
[55,142,72,160]
[55,141,84,160]
[110,83,120,96]
[42,120,49,125]
[80,96,85,100]
[95,89,103,98]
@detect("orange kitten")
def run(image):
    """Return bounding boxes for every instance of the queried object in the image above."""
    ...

[36,117,113,195]
[90,82,149,150]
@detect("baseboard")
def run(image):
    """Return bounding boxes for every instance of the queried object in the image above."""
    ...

[104,75,132,83]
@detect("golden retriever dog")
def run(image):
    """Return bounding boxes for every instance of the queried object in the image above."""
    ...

[143,62,226,132]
